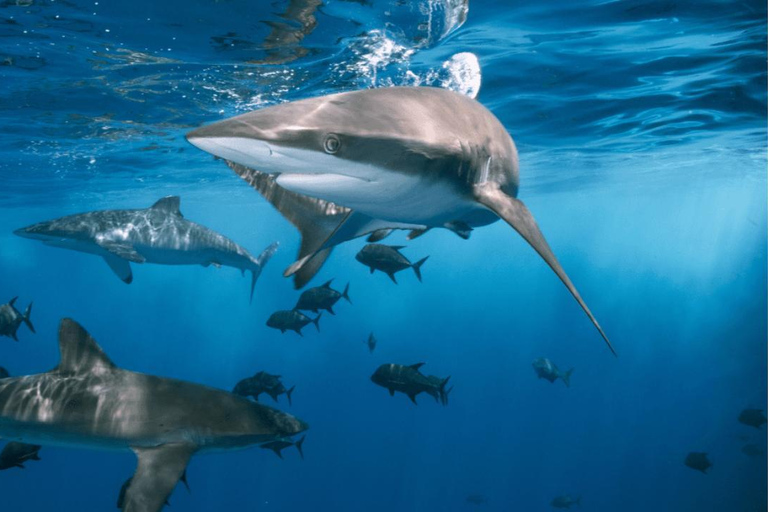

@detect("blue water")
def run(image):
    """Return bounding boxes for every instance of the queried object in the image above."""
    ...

[1,0,766,510]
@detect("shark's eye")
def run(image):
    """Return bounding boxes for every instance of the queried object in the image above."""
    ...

[324,134,341,154]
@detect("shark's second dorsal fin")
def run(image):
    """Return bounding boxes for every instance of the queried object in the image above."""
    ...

[150,196,183,217]
[55,319,116,374]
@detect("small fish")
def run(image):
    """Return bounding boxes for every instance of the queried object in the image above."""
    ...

[0,366,9,379]
[684,452,712,474]
[466,494,487,505]
[371,363,451,405]
[0,442,41,470]
[355,244,428,284]
[741,444,765,458]
[551,495,581,508]
[532,358,573,387]
[0,297,35,341]
[260,435,305,460]
[233,371,295,406]
[294,279,351,315]
[266,310,321,336]
[738,408,767,429]
[366,332,377,353]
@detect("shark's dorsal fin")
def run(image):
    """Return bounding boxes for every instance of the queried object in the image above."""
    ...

[150,196,183,217]
[55,319,116,374]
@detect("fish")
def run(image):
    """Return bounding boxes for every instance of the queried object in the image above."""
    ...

[266,310,322,336]
[551,495,581,508]
[738,408,767,429]
[532,357,573,387]
[0,318,308,511]
[259,435,305,460]
[0,442,41,470]
[741,443,765,457]
[466,494,487,505]
[186,86,615,354]
[294,279,351,314]
[370,363,451,405]
[684,452,712,474]
[0,367,9,379]
[233,371,296,406]
[0,297,35,341]
[366,332,377,353]
[14,196,278,302]
[355,244,428,284]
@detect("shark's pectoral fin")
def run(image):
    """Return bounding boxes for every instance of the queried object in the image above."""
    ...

[97,240,146,264]
[473,184,615,355]
[122,443,196,512]
[103,255,133,284]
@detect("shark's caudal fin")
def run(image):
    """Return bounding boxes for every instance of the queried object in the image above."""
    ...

[474,184,616,356]
[249,242,280,303]
[22,302,35,334]
[227,161,349,289]
[561,368,574,388]
[411,256,429,282]
[55,319,116,374]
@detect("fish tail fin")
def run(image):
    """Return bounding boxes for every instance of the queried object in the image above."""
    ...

[286,385,295,406]
[23,302,35,334]
[474,184,616,356]
[249,242,279,303]
[440,376,452,406]
[562,368,574,388]
[295,435,306,460]
[412,256,429,282]
[342,282,351,304]
[312,313,322,332]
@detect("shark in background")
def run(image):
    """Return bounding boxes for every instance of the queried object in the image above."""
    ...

[14,196,278,302]
[0,318,308,512]
[186,86,615,354]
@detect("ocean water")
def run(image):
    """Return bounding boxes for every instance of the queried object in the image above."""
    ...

[0,0,766,510]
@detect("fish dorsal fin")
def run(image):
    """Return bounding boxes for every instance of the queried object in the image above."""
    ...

[150,196,183,217]
[55,318,116,374]
[321,279,333,288]
[409,362,425,371]
[389,246,406,251]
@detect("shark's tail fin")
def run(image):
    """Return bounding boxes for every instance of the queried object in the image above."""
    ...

[295,435,306,460]
[412,256,429,282]
[312,313,322,332]
[22,302,35,334]
[439,376,452,406]
[561,368,574,388]
[341,283,351,304]
[286,385,295,406]
[249,242,279,303]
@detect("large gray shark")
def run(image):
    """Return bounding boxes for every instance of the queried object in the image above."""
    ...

[186,86,614,354]
[14,196,278,301]
[0,319,308,511]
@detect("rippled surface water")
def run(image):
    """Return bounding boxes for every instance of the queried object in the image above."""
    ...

[0,1,766,511]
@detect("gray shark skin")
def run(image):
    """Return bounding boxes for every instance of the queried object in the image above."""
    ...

[0,297,35,341]
[186,86,615,354]
[0,319,308,512]
[294,279,351,314]
[233,371,295,406]
[551,495,581,508]
[266,310,321,336]
[738,408,767,429]
[532,357,573,388]
[13,196,278,302]
[355,244,428,284]
[371,363,451,405]
[0,441,41,470]
[684,452,712,474]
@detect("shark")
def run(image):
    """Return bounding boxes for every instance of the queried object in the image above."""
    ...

[13,196,278,302]
[186,86,614,354]
[0,318,308,511]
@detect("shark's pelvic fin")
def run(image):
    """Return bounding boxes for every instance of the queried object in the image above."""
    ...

[123,443,196,512]
[55,318,116,374]
[226,161,350,289]
[150,196,183,217]
[473,184,616,355]
[104,254,133,284]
